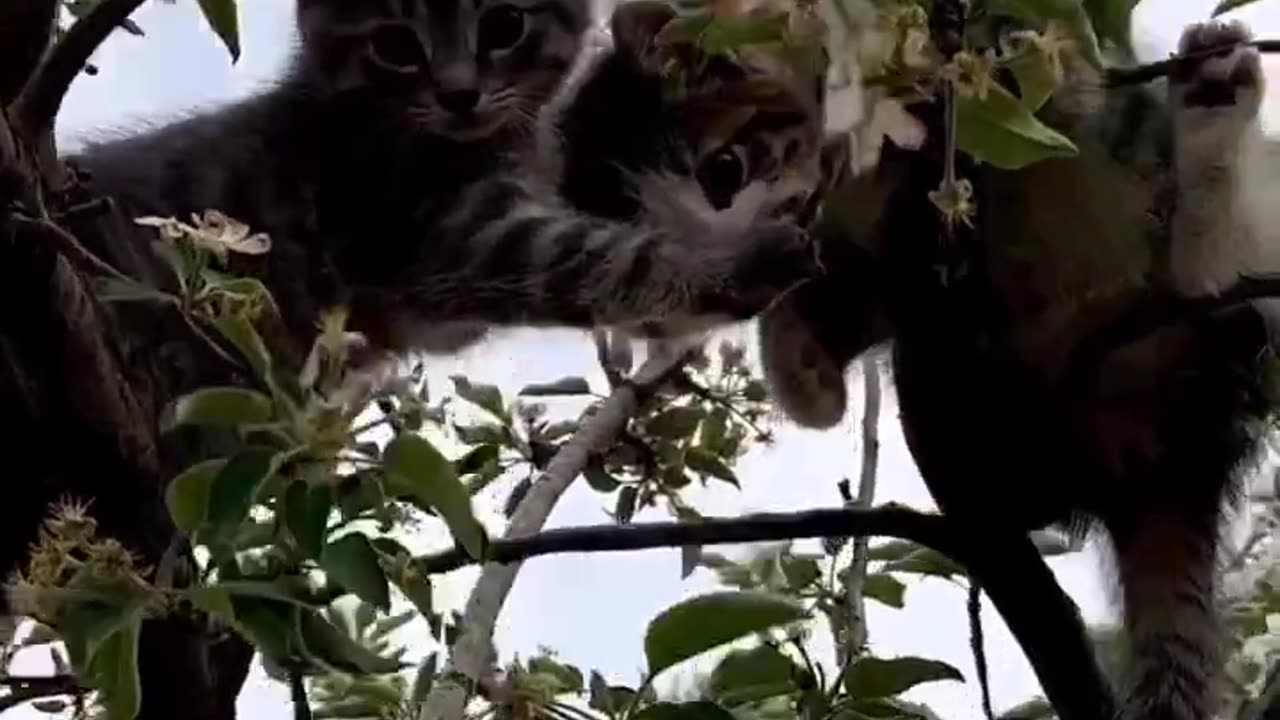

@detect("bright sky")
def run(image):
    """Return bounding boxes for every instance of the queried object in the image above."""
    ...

[15,0,1280,718]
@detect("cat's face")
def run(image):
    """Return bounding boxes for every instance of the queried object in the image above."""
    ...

[611,1,843,228]
[298,0,590,140]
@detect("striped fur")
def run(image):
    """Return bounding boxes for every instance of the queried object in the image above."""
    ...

[65,0,821,363]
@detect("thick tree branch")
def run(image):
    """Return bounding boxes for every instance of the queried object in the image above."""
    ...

[417,347,693,720]
[12,0,148,135]
[0,0,58,106]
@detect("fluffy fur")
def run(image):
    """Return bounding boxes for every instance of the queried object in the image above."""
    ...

[760,16,1280,720]
[66,0,820,368]
[547,0,845,342]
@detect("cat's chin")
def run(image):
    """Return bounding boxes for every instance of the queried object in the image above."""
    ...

[427,112,519,142]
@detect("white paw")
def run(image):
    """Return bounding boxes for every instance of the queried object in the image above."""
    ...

[1169,20,1264,151]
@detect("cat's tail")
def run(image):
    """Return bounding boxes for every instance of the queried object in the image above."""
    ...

[1111,509,1224,720]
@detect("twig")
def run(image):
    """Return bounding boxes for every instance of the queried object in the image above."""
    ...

[839,355,882,665]
[968,583,994,720]
[0,673,82,712]
[1105,39,1280,88]
[12,0,148,134]
[417,347,694,720]
[289,669,313,720]
[11,214,134,283]
[411,504,957,575]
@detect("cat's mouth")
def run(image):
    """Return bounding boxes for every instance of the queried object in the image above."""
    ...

[408,108,525,143]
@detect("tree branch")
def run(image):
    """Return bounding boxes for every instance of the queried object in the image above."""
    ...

[417,347,694,720]
[838,354,882,665]
[1105,39,1280,88]
[0,673,83,712]
[413,505,956,575]
[0,0,58,106]
[12,0,148,135]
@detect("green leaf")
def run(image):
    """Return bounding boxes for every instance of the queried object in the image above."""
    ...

[205,447,280,545]
[212,311,273,382]
[450,375,508,422]
[228,596,298,664]
[87,612,143,720]
[1085,0,1139,50]
[648,406,705,439]
[519,376,592,396]
[454,423,508,446]
[394,563,435,618]
[455,444,500,476]
[215,578,328,607]
[633,701,738,720]
[866,540,920,562]
[336,471,385,521]
[997,697,1058,720]
[843,656,964,699]
[987,0,1105,67]
[863,574,907,609]
[780,556,821,590]
[584,457,621,493]
[686,447,739,487]
[644,591,807,676]
[1006,44,1059,111]
[58,601,141,676]
[528,655,585,694]
[285,480,333,558]
[196,0,241,62]
[383,434,486,558]
[708,644,800,706]
[296,610,404,675]
[699,408,728,453]
[411,652,438,704]
[166,458,224,533]
[320,534,392,612]
[956,82,1078,170]
[615,485,638,523]
[369,610,418,642]
[882,548,967,580]
[94,276,173,304]
[699,15,785,53]
[161,386,274,432]
[1212,0,1266,14]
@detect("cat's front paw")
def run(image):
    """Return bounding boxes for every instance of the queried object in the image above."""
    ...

[1169,19,1264,146]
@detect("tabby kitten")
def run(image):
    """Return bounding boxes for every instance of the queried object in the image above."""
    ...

[547,0,846,343]
[67,0,819,367]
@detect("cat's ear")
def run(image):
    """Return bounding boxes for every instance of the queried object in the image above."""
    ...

[610,0,678,72]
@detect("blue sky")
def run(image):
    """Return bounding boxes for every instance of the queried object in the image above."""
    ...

[16,0,1280,718]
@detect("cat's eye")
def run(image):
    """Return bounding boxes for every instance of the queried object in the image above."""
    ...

[696,146,748,211]
[368,22,427,73]
[479,5,527,52]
